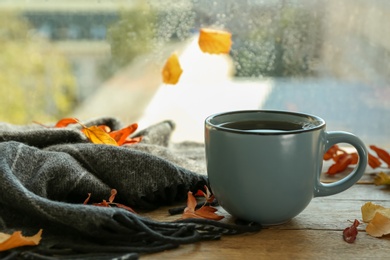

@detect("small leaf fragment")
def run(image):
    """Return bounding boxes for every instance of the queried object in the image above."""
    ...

[82,126,118,146]
[162,53,183,85]
[198,28,232,54]
[0,229,43,252]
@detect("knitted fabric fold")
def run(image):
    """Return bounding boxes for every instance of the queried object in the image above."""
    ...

[0,118,260,259]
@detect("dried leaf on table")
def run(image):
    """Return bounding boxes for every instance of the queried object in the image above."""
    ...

[198,28,232,54]
[181,191,224,221]
[368,153,382,169]
[327,153,354,175]
[343,219,360,243]
[361,202,390,237]
[162,53,183,85]
[194,185,215,204]
[366,212,390,238]
[373,172,390,186]
[0,229,42,251]
[370,145,390,167]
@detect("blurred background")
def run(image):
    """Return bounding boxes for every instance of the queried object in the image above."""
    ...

[0,0,389,145]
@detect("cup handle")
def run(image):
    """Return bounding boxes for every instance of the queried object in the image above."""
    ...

[314,131,368,197]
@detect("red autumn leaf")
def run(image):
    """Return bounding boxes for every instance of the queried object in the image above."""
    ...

[195,206,224,221]
[108,123,139,145]
[54,117,79,128]
[324,145,341,160]
[343,219,360,243]
[368,152,382,169]
[181,191,223,221]
[194,185,215,204]
[84,189,136,214]
[370,145,390,167]
[349,152,359,165]
[327,153,354,175]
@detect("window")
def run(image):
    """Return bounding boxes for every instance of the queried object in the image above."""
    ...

[0,0,389,147]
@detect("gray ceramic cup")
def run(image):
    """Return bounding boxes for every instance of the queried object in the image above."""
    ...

[205,110,368,225]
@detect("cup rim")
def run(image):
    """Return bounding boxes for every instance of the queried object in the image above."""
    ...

[205,110,326,135]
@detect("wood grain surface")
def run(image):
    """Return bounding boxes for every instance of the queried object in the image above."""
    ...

[141,184,390,259]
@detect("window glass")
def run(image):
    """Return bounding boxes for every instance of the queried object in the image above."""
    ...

[0,0,388,147]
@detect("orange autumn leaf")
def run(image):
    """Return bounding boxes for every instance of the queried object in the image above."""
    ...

[108,123,139,145]
[54,117,79,128]
[369,152,382,169]
[198,28,232,54]
[323,144,340,160]
[181,191,224,221]
[0,229,43,252]
[327,153,353,175]
[162,53,183,85]
[84,189,136,214]
[370,145,390,167]
[82,125,118,146]
[194,185,215,204]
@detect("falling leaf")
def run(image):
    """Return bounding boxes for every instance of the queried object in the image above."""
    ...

[181,191,224,220]
[198,28,232,54]
[343,219,360,243]
[0,229,42,251]
[54,117,79,128]
[162,53,183,85]
[374,172,390,186]
[82,126,118,146]
[361,202,390,237]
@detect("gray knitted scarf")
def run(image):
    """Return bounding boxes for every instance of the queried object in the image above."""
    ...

[0,117,260,259]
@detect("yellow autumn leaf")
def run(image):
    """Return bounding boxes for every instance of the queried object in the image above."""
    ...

[0,229,43,251]
[162,53,183,85]
[366,212,390,237]
[82,125,118,146]
[361,202,390,237]
[374,172,390,186]
[198,28,232,54]
[361,202,388,222]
